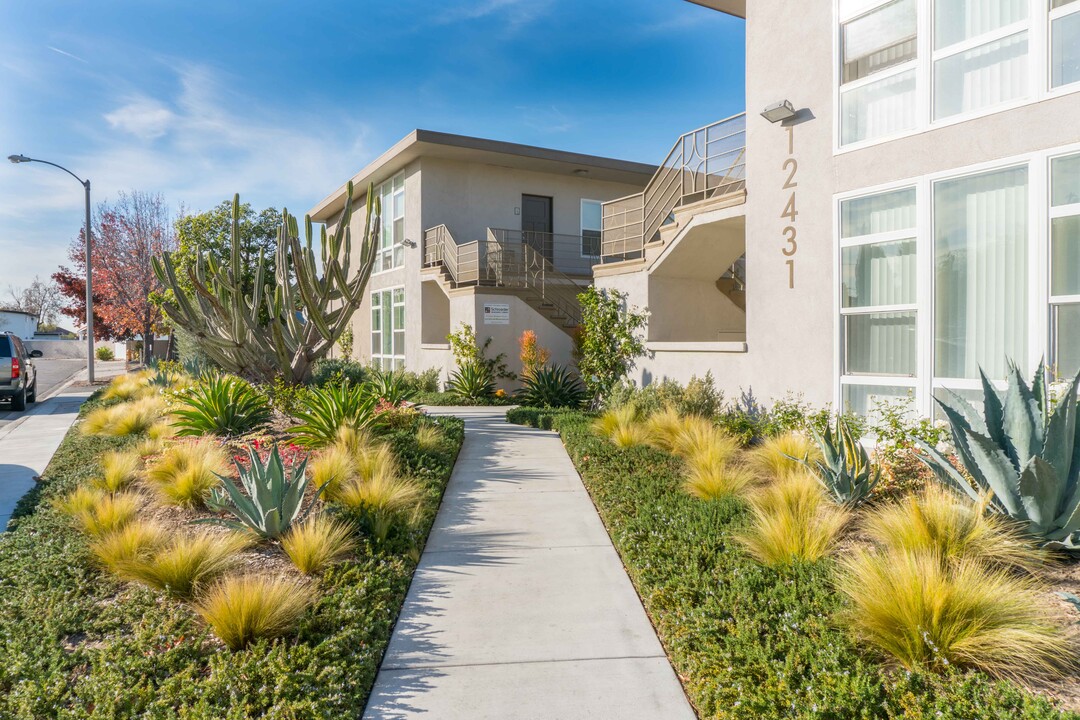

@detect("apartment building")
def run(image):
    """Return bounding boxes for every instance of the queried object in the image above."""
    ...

[596,0,1080,419]
[309,130,653,382]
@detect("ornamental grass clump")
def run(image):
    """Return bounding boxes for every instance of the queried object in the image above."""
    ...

[644,406,684,453]
[92,450,142,493]
[835,548,1067,680]
[749,432,820,479]
[101,372,153,402]
[592,405,646,448]
[414,424,442,452]
[146,439,229,508]
[334,473,422,543]
[195,574,316,650]
[281,516,357,574]
[60,491,142,537]
[737,471,849,566]
[89,520,168,572]
[682,456,755,501]
[81,396,166,437]
[670,415,739,461]
[118,531,254,598]
[862,484,1045,573]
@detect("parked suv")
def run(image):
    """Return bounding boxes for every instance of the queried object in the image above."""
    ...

[0,333,40,411]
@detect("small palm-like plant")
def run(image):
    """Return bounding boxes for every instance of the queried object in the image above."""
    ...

[117,531,253,598]
[806,415,879,506]
[446,361,495,403]
[516,364,587,409]
[204,445,317,539]
[195,574,316,650]
[366,367,417,405]
[291,382,378,448]
[281,515,357,574]
[171,374,271,437]
[737,472,849,566]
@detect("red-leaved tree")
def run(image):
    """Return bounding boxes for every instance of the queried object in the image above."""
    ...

[55,191,176,355]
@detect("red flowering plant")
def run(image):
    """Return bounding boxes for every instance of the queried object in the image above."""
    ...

[227,436,308,471]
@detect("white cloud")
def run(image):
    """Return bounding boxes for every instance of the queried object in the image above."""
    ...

[104,99,174,139]
[47,46,88,64]
[435,0,553,29]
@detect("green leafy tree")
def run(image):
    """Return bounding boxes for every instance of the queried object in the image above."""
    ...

[447,323,515,380]
[576,286,647,404]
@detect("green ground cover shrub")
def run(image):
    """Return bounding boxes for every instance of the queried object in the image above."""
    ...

[0,393,464,719]
[508,409,1075,719]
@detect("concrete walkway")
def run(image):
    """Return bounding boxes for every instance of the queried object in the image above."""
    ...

[363,407,695,720]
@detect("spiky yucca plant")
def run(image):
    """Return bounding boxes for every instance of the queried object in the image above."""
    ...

[516,364,587,409]
[171,374,271,437]
[290,382,378,448]
[195,575,316,650]
[446,361,496,403]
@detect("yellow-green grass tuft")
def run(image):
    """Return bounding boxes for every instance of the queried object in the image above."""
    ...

[683,458,755,501]
[92,450,142,492]
[101,372,153,402]
[863,484,1045,572]
[281,516,357,574]
[309,445,355,498]
[146,439,228,508]
[670,416,739,460]
[610,422,649,448]
[118,531,254,598]
[63,491,142,537]
[748,432,821,479]
[53,485,105,518]
[644,406,685,453]
[353,442,399,483]
[81,396,166,437]
[415,424,442,452]
[334,473,423,541]
[195,574,316,650]
[89,520,168,572]
[591,405,641,442]
[333,425,374,456]
[836,548,1068,680]
[737,472,849,566]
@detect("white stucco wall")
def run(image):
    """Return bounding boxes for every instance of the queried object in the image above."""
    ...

[0,312,38,341]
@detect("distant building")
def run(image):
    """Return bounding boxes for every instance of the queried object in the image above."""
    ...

[0,310,40,340]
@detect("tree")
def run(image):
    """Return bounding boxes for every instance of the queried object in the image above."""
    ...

[3,276,62,325]
[576,286,648,404]
[50,269,124,339]
[55,191,176,355]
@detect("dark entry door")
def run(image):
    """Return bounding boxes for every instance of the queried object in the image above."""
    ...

[521,194,553,261]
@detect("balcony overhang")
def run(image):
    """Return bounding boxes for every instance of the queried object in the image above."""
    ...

[684,0,745,19]
[651,207,746,280]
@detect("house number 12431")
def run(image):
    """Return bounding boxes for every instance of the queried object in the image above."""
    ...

[781,125,797,289]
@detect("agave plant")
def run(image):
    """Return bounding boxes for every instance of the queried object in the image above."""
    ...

[366,367,416,405]
[291,381,378,447]
[516,364,587,409]
[805,415,880,506]
[447,361,495,403]
[171,374,272,437]
[204,445,317,539]
[919,360,1080,551]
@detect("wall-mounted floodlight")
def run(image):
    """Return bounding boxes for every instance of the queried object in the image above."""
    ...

[760,100,796,123]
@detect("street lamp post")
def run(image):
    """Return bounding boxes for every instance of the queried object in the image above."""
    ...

[7,154,95,383]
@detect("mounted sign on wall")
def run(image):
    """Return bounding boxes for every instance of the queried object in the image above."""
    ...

[483,303,510,325]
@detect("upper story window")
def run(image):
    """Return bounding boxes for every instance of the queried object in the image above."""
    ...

[376,172,405,273]
[580,200,602,257]
[838,0,1080,148]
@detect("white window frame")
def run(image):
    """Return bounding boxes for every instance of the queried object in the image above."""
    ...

[580,199,603,259]
[1048,150,1080,378]
[372,171,406,276]
[834,0,1080,154]
[371,285,406,370]
[834,140,1080,417]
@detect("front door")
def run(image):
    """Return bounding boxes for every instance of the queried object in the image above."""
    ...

[521,194,553,261]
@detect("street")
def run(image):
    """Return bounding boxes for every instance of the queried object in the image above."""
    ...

[0,358,86,430]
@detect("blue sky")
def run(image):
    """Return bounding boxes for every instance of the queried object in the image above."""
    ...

[0,0,745,295]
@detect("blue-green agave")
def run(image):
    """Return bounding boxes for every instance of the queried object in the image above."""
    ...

[204,445,318,539]
[919,360,1080,551]
[807,415,880,506]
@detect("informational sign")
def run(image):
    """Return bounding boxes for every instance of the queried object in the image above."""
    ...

[483,303,510,325]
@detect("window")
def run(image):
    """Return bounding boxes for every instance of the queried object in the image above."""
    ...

[839,187,918,416]
[1051,153,1080,378]
[376,172,405,273]
[839,0,918,145]
[1052,0,1080,88]
[581,200,602,257]
[371,287,405,370]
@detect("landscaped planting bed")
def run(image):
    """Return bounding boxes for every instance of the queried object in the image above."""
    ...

[508,407,1080,719]
[0,371,463,719]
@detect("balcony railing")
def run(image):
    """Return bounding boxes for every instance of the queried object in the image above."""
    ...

[601,112,746,262]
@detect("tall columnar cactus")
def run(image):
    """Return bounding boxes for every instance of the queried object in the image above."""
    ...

[152,182,378,383]
[919,360,1080,551]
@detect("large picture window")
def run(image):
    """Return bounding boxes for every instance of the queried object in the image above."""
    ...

[1052,0,1080,88]
[371,287,405,370]
[376,172,405,273]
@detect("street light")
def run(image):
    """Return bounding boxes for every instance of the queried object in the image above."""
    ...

[7,154,95,383]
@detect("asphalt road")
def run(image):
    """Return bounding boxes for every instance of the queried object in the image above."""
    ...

[0,358,86,428]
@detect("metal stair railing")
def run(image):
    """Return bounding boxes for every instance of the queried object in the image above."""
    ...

[601,112,746,262]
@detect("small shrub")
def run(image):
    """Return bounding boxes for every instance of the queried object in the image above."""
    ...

[281,516,357,574]
[205,445,315,539]
[81,396,166,436]
[680,372,723,418]
[195,574,316,650]
[334,474,422,542]
[400,367,440,394]
[92,450,142,492]
[516,364,587,409]
[448,323,515,381]
[310,358,369,388]
[446,361,495,403]
[683,457,754,501]
[748,432,820,480]
[89,520,168,571]
[146,439,229,508]
[518,329,551,380]
[737,472,849,566]
[67,491,142,537]
[291,382,378,448]
[862,484,1044,573]
[171,374,271,437]
[576,286,647,403]
[836,548,1067,680]
[264,377,307,416]
[118,531,253,598]
[95,346,115,361]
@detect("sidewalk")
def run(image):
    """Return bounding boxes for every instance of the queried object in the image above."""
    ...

[0,360,128,529]
[363,407,695,719]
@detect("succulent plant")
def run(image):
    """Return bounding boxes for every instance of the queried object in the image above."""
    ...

[290,381,379,448]
[806,415,880,506]
[447,361,496,403]
[204,445,317,539]
[919,360,1080,551]
[516,364,587,409]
